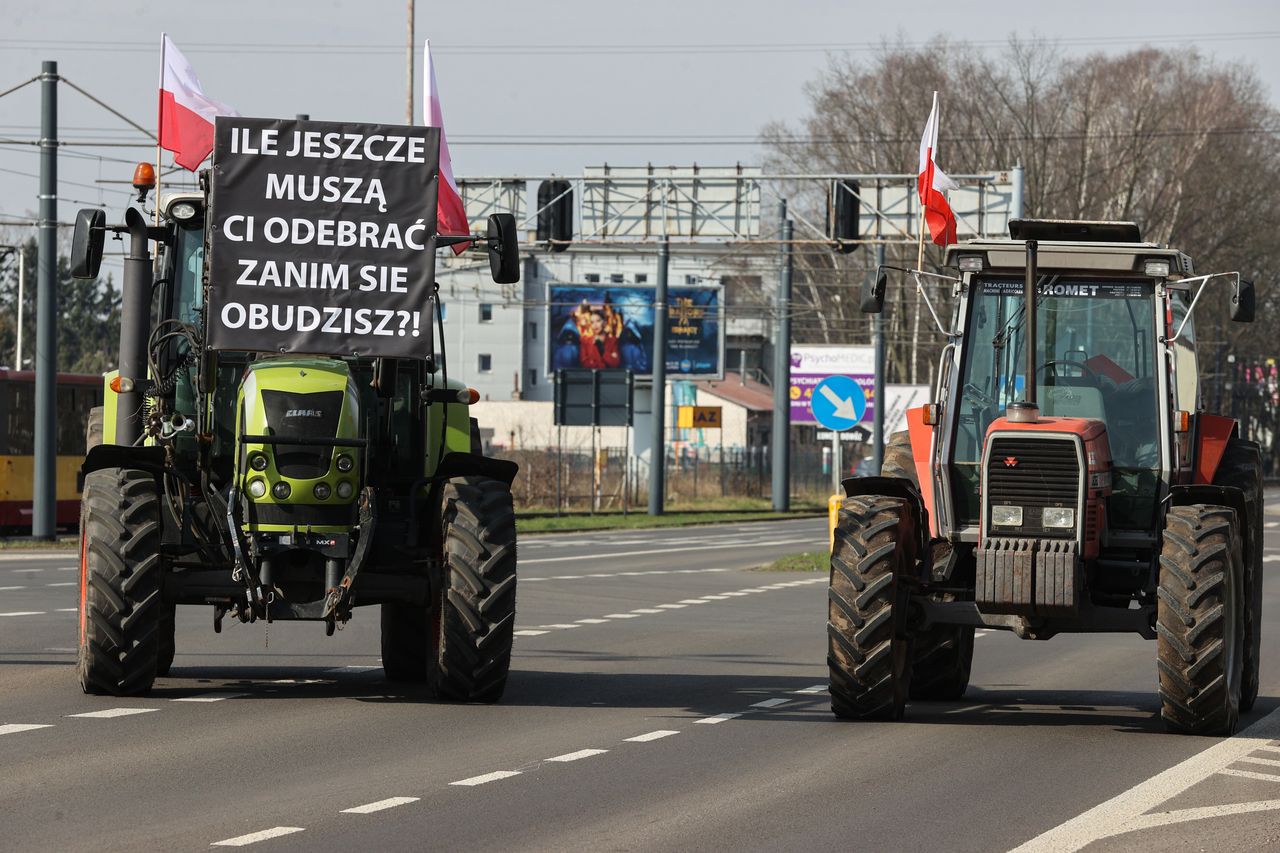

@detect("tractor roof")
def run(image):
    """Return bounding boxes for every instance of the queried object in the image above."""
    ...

[947,219,1194,277]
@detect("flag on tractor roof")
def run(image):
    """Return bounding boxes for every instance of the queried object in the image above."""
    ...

[425,40,470,253]
[917,91,958,246]
[159,34,238,171]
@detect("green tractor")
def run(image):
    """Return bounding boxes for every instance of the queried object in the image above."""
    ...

[70,127,522,701]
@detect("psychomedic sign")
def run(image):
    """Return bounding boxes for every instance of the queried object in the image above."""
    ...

[207,117,441,357]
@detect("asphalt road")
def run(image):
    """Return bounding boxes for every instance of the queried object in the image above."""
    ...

[2,511,1279,852]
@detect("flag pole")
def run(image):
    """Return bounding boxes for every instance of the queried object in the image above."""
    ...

[916,207,926,270]
[154,33,165,227]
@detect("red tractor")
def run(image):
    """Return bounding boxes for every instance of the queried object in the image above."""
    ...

[828,219,1262,735]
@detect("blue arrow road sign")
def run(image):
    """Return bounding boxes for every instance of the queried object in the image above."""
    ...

[810,375,867,431]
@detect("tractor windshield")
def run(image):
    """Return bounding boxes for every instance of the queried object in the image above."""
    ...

[952,277,1160,529]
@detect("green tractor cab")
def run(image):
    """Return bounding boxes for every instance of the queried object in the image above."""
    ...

[71,118,522,701]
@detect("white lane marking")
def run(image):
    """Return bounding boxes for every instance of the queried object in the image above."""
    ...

[793,684,828,695]
[656,603,687,609]
[1107,799,1280,833]
[1218,768,1280,782]
[1238,756,1280,767]
[546,748,608,763]
[172,693,248,703]
[520,538,814,564]
[538,624,581,630]
[1266,521,1279,528]
[946,703,990,715]
[11,568,43,573]
[751,698,791,709]
[46,581,76,587]
[55,608,78,613]
[695,713,743,725]
[0,611,45,617]
[67,708,158,719]
[625,730,680,743]
[678,599,708,605]
[0,586,26,591]
[699,595,729,601]
[523,568,731,582]
[212,826,305,846]
[323,665,380,674]
[1264,555,1280,564]
[341,796,420,814]
[603,613,639,619]
[450,770,521,786]
[57,566,76,571]
[630,608,663,615]
[1010,705,1280,852]
[513,630,549,637]
[575,618,608,624]
[721,591,751,597]
[0,723,53,736]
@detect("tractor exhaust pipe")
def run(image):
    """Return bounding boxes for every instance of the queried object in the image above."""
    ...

[1006,238,1039,424]
[116,207,153,446]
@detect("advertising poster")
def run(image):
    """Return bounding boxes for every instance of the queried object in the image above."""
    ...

[207,116,440,357]
[547,284,722,378]
[789,345,875,425]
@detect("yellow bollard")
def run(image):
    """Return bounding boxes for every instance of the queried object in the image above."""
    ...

[828,493,843,552]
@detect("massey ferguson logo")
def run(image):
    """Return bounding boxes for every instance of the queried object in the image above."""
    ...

[285,409,324,419]
[1004,456,1019,467]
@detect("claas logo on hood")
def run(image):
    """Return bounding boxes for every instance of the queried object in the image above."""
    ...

[285,409,324,419]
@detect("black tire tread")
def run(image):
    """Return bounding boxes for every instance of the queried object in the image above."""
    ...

[431,477,517,702]
[77,468,162,696]
[827,495,914,720]
[1157,504,1242,736]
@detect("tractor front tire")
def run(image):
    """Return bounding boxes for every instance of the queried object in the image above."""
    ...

[1157,504,1245,736]
[428,477,517,702]
[828,495,915,720]
[1214,437,1263,713]
[77,468,163,696]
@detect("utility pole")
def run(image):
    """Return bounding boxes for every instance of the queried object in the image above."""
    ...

[771,202,792,512]
[871,242,886,472]
[33,60,57,539]
[648,236,669,515]
[406,0,415,124]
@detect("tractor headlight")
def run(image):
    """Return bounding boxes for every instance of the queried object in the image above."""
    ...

[336,480,354,500]
[247,478,267,499]
[336,454,354,473]
[271,481,291,500]
[1042,507,1076,529]
[991,505,1024,527]
[248,452,269,471]
[313,482,332,500]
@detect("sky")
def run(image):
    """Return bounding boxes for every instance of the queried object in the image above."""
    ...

[1,0,1278,283]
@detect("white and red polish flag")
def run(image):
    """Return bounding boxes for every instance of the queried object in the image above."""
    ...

[917,91,958,246]
[425,40,470,253]
[158,34,237,171]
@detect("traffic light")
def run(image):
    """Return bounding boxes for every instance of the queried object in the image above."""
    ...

[830,179,860,253]
[537,179,573,252]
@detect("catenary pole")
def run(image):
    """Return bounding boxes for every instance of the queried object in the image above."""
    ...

[871,242,886,472]
[648,235,669,515]
[771,202,792,512]
[33,61,57,539]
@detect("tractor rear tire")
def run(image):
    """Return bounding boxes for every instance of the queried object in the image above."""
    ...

[77,468,163,696]
[909,621,973,700]
[380,602,429,682]
[882,430,914,480]
[1214,437,1263,713]
[828,495,915,720]
[1157,504,1244,736]
[428,477,517,702]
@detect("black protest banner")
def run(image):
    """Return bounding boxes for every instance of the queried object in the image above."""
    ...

[207,116,441,357]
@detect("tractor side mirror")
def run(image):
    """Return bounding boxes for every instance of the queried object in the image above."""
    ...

[861,265,887,314]
[71,208,107,279]
[487,213,520,284]
[1231,278,1255,323]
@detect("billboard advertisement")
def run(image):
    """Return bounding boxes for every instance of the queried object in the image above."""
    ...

[547,284,723,379]
[789,345,875,426]
[207,117,439,357]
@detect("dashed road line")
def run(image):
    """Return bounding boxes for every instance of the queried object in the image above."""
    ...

[603,613,639,619]
[341,797,419,814]
[695,712,743,725]
[699,595,729,600]
[575,618,608,624]
[67,708,159,719]
[212,826,305,847]
[323,665,380,674]
[46,581,76,587]
[11,568,44,574]
[0,611,45,617]
[514,629,549,636]
[520,538,814,565]
[0,723,53,736]
[450,770,521,787]
[793,684,827,695]
[656,603,687,609]
[630,608,663,615]
[750,698,791,709]
[546,748,608,763]
[625,730,680,743]
[172,693,248,703]
[678,599,708,605]
[0,585,26,591]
